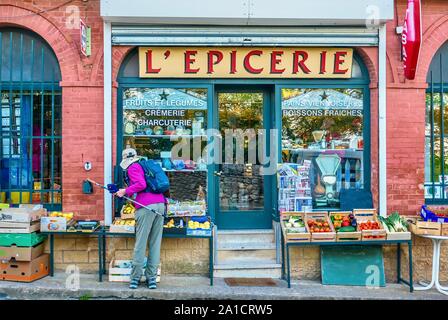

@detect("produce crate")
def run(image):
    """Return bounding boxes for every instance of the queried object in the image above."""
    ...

[329,211,361,242]
[353,209,387,241]
[109,224,135,233]
[408,219,441,236]
[108,259,160,283]
[0,207,45,223]
[0,243,45,262]
[442,223,448,237]
[120,204,135,220]
[420,205,448,223]
[305,212,336,242]
[163,227,187,235]
[0,254,49,282]
[40,217,75,232]
[0,221,40,234]
[380,221,412,240]
[280,212,311,243]
[0,232,47,247]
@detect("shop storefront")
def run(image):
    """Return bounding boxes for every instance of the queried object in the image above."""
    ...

[4,0,448,284]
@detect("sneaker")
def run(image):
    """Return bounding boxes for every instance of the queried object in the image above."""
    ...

[146,276,157,289]
[129,278,139,290]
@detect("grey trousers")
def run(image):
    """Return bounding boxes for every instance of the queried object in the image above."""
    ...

[130,203,165,281]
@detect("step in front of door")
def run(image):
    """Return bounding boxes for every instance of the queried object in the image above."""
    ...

[214,259,282,278]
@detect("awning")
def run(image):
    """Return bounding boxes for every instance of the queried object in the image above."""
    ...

[111,26,379,47]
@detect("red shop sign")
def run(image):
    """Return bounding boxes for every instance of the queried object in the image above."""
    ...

[402,0,422,80]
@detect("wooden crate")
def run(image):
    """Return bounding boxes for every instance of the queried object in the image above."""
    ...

[0,221,40,234]
[280,212,311,243]
[120,205,135,220]
[409,220,441,236]
[380,221,412,240]
[305,212,336,242]
[442,223,448,237]
[353,209,387,241]
[108,259,160,283]
[329,211,361,242]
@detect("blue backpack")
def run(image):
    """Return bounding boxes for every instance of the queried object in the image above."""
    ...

[125,159,170,194]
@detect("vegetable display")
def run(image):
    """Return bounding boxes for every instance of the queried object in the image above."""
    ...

[332,213,357,233]
[285,216,307,233]
[307,218,331,233]
[378,212,409,232]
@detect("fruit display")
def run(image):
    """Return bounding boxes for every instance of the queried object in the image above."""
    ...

[113,219,135,226]
[188,216,210,230]
[307,218,331,233]
[284,215,307,233]
[49,211,74,221]
[358,220,381,231]
[164,217,185,228]
[121,203,136,217]
[332,213,357,233]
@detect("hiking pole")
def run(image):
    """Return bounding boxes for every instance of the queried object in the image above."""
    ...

[86,179,166,217]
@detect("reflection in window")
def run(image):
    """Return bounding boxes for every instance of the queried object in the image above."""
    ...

[280,88,364,210]
[122,88,208,203]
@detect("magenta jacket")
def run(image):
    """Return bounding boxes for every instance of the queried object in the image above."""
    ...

[125,162,166,208]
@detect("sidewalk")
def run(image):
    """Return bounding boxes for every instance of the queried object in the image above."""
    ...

[0,273,447,300]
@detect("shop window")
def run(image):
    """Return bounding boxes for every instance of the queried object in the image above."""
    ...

[0,28,62,210]
[280,88,365,210]
[121,87,208,203]
[425,41,448,203]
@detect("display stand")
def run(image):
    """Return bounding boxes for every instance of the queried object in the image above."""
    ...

[101,226,215,285]
[280,233,414,292]
[41,229,104,281]
[43,226,215,285]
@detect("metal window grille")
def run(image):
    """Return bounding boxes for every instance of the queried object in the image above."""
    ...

[0,28,62,210]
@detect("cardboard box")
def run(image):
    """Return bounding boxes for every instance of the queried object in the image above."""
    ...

[0,207,45,223]
[108,259,160,283]
[0,232,47,247]
[40,217,74,232]
[109,224,135,233]
[0,243,44,261]
[0,253,49,282]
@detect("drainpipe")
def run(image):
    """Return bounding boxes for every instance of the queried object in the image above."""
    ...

[104,21,113,226]
[378,23,387,217]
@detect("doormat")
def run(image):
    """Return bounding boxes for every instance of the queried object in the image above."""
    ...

[224,278,278,287]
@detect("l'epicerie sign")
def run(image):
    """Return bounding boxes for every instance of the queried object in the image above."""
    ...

[138,47,353,78]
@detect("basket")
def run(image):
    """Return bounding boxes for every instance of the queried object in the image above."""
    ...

[329,211,361,242]
[353,209,386,241]
[304,211,336,242]
[280,212,311,243]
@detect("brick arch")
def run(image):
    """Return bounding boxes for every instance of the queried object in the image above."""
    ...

[0,4,82,82]
[112,46,136,83]
[354,47,378,84]
[416,15,448,82]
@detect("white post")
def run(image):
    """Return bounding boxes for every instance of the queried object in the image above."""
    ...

[378,24,387,217]
[104,21,113,226]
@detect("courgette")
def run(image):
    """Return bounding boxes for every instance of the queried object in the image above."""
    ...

[338,226,356,232]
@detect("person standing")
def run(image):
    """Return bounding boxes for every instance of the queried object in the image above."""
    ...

[115,148,166,290]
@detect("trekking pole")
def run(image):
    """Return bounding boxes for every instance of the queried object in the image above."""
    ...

[86,179,166,217]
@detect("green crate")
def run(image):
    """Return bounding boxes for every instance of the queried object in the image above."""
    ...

[0,232,47,247]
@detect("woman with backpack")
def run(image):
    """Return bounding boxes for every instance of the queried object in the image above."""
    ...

[115,147,167,290]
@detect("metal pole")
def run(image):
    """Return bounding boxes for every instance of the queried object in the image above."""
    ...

[104,21,113,226]
[378,24,387,217]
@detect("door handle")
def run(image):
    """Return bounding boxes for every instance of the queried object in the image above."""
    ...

[214,171,222,177]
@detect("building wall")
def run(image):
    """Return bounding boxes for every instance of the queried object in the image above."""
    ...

[0,0,447,282]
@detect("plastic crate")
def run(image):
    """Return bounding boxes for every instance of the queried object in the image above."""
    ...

[420,205,448,223]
